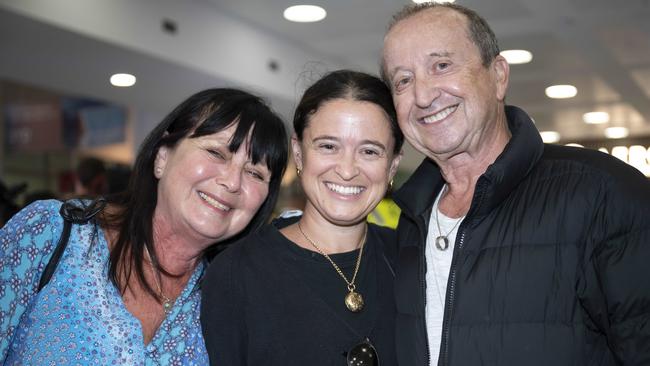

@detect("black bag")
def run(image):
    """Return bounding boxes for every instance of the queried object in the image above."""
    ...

[37,198,106,292]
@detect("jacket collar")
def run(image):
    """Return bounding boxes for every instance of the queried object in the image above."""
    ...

[394,105,544,219]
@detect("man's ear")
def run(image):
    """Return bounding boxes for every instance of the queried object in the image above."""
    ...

[492,54,510,102]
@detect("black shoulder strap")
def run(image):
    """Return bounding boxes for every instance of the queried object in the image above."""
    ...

[37,198,107,292]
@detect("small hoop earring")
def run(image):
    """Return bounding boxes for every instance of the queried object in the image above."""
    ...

[296,168,302,177]
[388,179,394,190]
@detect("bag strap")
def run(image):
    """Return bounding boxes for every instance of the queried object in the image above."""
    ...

[37,197,107,292]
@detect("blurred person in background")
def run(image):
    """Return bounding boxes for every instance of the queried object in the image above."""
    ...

[0,88,288,364]
[201,70,403,366]
[382,3,650,365]
[75,156,108,197]
[106,163,133,195]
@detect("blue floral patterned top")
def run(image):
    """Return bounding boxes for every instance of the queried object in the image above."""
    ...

[0,200,209,365]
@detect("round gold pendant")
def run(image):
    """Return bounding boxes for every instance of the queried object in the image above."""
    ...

[345,291,364,312]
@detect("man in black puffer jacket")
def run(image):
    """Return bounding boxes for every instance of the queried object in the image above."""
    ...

[381,3,650,366]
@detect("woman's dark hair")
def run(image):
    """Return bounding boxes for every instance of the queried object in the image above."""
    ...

[294,70,404,154]
[102,88,288,298]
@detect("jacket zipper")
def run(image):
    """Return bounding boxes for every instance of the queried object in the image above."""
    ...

[415,210,432,365]
[438,228,466,365]
[421,231,432,365]
[439,175,485,365]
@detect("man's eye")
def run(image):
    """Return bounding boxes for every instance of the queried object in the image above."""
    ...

[394,77,411,91]
[436,62,450,71]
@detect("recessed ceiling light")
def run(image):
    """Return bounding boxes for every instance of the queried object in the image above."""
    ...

[413,0,455,3]
[540,131,560,143]
[604,127,629,139]
[583,111,609,124]
[500,49,533,64]
[110,73,136,87]
[545,84,577,99]
[283,5,326,23]
[565,143,584,148]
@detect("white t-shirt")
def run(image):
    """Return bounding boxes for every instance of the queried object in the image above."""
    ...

[425,187,464,366]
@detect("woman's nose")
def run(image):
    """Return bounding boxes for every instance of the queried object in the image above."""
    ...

[335,152,360,180]
[217,163,243,193]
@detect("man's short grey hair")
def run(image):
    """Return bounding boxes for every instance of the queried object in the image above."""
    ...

[381,3,500,85]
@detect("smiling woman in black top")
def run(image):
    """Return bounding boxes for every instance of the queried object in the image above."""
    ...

[200,70,404,365]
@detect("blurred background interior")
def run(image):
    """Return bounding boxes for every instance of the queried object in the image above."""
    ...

[1,0,650,226]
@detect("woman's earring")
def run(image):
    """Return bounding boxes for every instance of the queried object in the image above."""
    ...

[296,167,302,177]
[388,179,394,190]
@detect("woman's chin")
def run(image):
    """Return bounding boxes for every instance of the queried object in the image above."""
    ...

[322,212,371,227]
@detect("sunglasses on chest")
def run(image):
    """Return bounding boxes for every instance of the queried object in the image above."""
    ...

[346,338,379,366]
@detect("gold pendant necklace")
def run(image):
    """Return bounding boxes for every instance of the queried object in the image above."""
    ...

[144,246,175,315]
[297,222,367,313]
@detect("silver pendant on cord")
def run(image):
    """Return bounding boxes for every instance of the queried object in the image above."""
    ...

[435,236,449,251]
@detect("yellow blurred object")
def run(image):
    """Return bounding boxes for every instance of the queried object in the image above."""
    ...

[367,198,401,229]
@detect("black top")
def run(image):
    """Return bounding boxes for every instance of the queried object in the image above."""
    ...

[201,217,398,366]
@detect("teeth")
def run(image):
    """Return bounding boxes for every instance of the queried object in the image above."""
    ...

[422,105,457,124]
[198,192,231,211]
[325,182,364,196]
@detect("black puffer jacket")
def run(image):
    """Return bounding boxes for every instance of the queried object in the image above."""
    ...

[393,106,650,366]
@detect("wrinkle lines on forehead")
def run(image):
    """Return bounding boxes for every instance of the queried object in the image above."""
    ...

[429,51,453,58]
[310,135,387,149]
[308,120,393,153]
[383,8,469,70]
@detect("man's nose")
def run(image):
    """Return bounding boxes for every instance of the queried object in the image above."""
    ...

[414,76,441,110]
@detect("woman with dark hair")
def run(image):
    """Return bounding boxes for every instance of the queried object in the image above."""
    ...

[201,70,404,365]
[0,88,288,364]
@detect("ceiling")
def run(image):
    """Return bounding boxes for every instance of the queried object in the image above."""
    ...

[1,0,650,172]
[209,0,650,142]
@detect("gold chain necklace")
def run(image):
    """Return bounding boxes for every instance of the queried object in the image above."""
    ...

[144,246,174,315]
[297,222,367,313]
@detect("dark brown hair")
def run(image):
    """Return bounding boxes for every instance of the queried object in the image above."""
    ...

[294,69,404,154]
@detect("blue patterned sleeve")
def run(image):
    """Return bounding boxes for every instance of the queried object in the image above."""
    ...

[0,200,63,361]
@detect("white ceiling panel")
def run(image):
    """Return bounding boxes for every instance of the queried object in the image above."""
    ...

[1,0,650,171]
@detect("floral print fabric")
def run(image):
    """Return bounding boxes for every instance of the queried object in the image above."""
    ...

[0,200,209,365]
